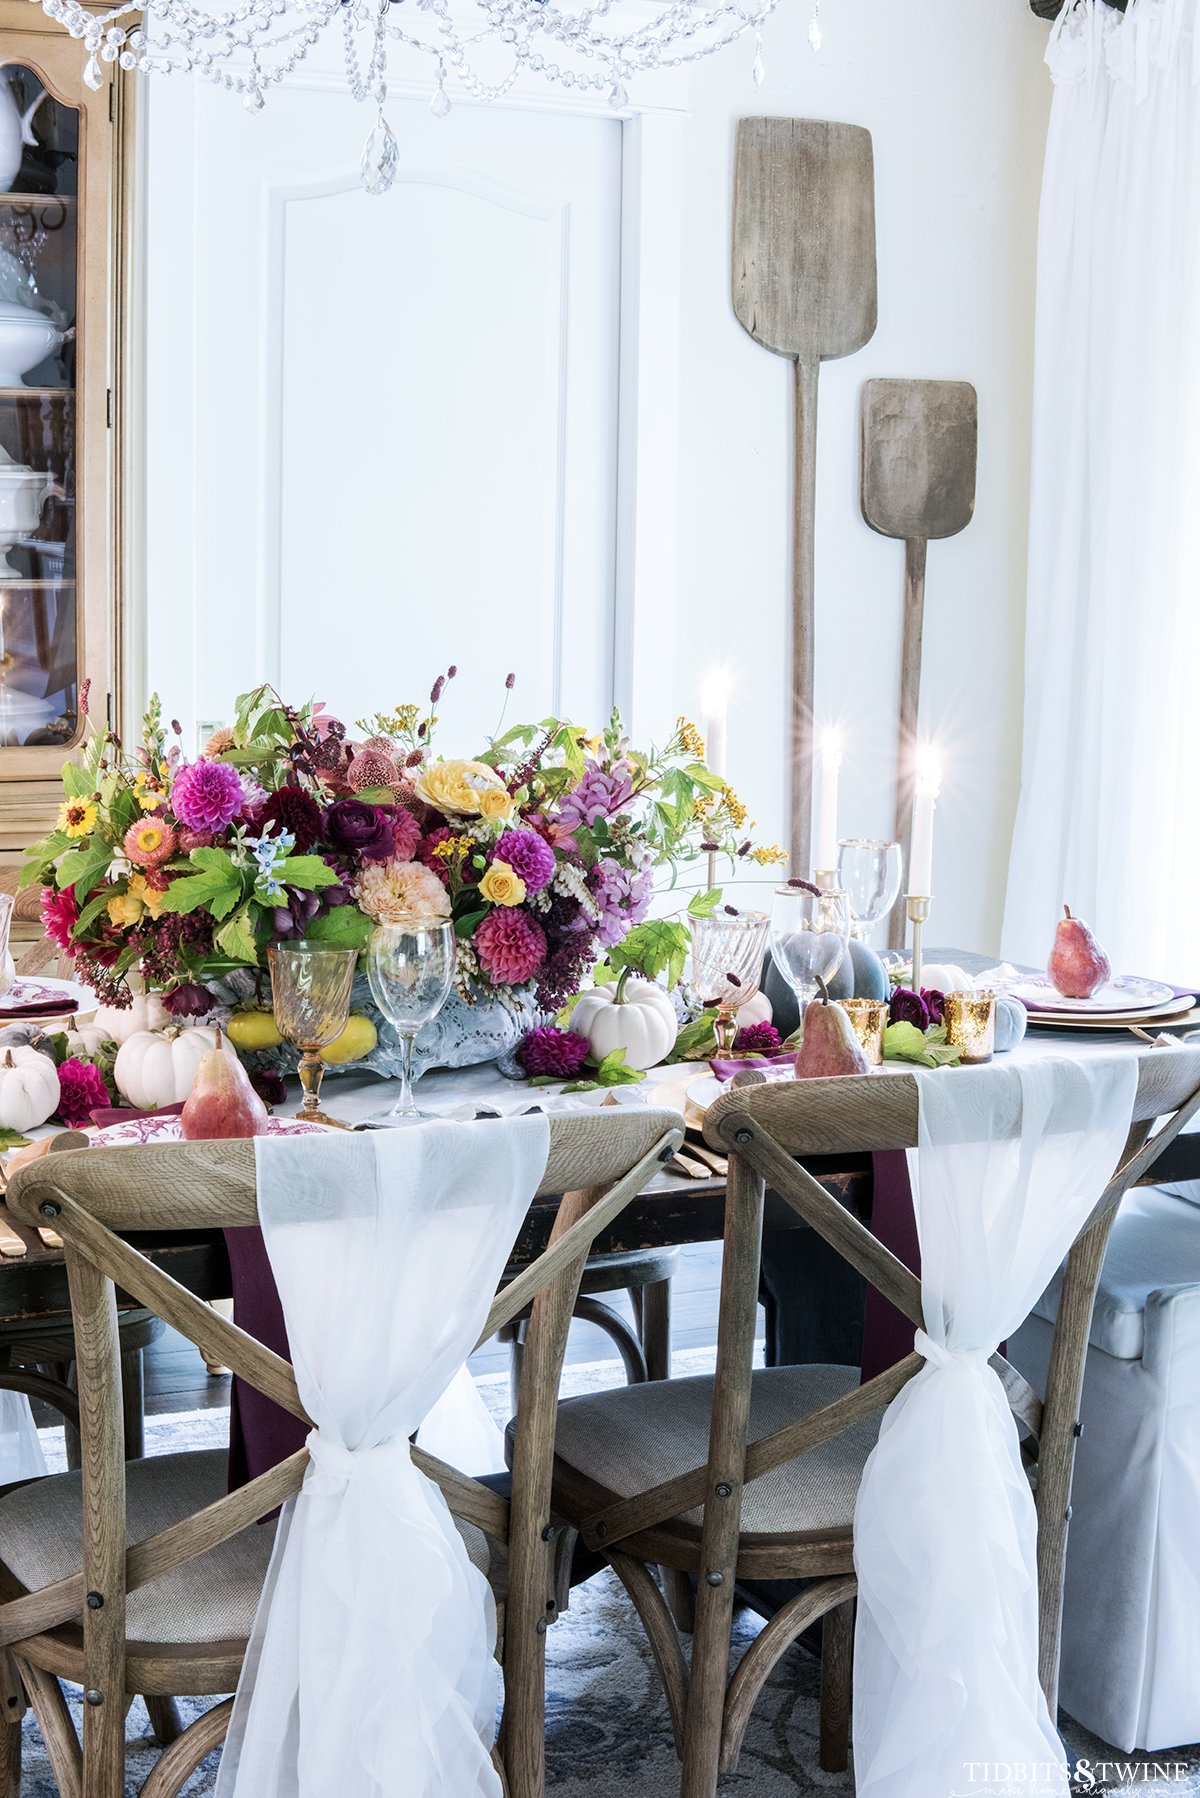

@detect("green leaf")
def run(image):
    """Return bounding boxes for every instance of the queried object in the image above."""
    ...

[55,842,115,900]
[665,1009,720,1064]
[214,904,258,965]
[60,759,92,799]
[687,888,723,919]
[577,1046,647,1089]
[608,920,690,991]
[155,868,240,917]
[303,906,375,952]
[454,910,487,940]
[106,788,139,840]
[279,855,340,892]
[349,785,395,805]
[42,1031,69,1068]
[0,1128,32,1151]
[882,1021,964,1070]
[73,889,117,935]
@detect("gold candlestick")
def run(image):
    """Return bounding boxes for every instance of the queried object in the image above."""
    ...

[906,894,932,992]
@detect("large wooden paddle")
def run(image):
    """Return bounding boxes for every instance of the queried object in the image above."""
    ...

[733,118,877,875]
[860,377,977,946]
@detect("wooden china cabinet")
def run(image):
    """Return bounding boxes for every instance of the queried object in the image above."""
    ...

[0,2,135,868]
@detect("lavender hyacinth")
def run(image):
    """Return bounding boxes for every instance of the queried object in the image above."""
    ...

[557,760,635,836]
[588,856,653,948]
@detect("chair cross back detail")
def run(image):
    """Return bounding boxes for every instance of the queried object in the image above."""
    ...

[3,1107,683,1798]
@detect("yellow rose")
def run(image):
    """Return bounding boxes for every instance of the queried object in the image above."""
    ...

[127,873,166,918]
[477,786,515,823]
[106,891,144,927]
[416,759,506,817]
[479,860,527,907]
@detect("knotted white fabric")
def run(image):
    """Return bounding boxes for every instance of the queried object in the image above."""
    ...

[852,1055,1137,1798]
[214,1115,550,1798]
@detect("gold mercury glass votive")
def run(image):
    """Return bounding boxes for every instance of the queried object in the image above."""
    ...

[837,999,888,1067]
[944,989,997,1065]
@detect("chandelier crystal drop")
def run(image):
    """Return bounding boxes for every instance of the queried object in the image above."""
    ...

[35,0,802,191]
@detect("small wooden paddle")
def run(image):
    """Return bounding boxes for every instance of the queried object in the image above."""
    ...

[733,118,878,874]
[860,379,977,945]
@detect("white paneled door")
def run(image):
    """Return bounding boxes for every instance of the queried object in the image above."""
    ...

[143,81,623,745]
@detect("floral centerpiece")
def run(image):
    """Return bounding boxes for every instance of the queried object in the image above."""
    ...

[22,675,784,1077]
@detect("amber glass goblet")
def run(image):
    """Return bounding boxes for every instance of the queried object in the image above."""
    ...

[268,942,358,1128]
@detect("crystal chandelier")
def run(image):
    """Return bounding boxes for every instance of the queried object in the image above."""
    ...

[31,0,822,194]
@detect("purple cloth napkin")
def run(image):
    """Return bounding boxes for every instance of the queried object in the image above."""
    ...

[861,1152,921,1384]
[88,1102,185,1129]
[708,1051,798,1082]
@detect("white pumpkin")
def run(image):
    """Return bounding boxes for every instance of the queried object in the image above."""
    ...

[0,1046,60,1132]
[63,1017,117,1058]
[114,1026,220,1110]
[93,992,172,1047]
[569,978,678,1071]
[919,963,976,995]
[735,990,773,1029]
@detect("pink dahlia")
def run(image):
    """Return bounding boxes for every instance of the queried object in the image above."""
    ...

[391,806,422,862]
[493,828,556,897]
[41,885,78,952]
[177,827,215,852]
[474,907,547,987]
[519,1026,590,1079]
[171,759,245,834]
[124,818,177,869]
[56,1057,109,1128]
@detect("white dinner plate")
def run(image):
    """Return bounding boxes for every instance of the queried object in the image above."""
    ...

[90,1116,329,1147]
[1006,976,1180,1015]
[0,975,92,1016]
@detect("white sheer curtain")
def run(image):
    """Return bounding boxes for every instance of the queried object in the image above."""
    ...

[852,1054,1136,1798]
[214,1116,550,1798]
[1002,0,1200,980]
[0,1391,45,1482]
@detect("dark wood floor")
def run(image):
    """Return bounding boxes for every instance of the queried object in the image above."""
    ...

[141,1242,730,1419]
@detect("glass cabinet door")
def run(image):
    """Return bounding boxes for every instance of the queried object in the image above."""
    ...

[0,15,125,850]
[0,62,79,750]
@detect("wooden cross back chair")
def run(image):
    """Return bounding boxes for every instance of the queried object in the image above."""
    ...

[0,1105,683,1798]
[543,1051,1200,1798]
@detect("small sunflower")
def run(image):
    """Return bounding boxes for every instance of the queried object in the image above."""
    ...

[57,799,98,840]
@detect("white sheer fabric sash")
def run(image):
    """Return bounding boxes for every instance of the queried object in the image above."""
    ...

[0,1391,45,1482]
[214,1115,550,1798]
[852,1055,1137,1798]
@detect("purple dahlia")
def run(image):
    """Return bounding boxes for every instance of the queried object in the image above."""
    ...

[519,1026,590,1079]
[732,1021,783,1055]
[889,987,930,1031]
[56,1058,109,1128]
[258,786,323,855]
[493,828,556,897]
[475,907,547,987]
[171,759,245,834]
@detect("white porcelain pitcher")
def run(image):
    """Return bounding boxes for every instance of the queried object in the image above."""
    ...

[0,72,46,196]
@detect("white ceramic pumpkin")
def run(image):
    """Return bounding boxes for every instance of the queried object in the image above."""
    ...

[63,1017,116,1058]
[93,992,172,1047]
[0,1046,60,1131]
[114,1026,220,1110]
[569,978,678,1071]
[919,963,976,995]
[735,990,773,1029]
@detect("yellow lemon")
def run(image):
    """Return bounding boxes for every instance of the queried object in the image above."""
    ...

[226,1010,283,1051]
[319,1015,378,1066]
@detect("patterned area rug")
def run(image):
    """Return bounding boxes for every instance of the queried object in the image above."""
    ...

[19,1374,1200,1796]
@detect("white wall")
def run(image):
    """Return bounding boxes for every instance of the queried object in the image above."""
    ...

[665,0,1051,952]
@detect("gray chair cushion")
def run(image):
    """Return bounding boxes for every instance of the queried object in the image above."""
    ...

[0,1449,274,1645]
[553,1364,882,1535]
[1031,1186,1200,1361]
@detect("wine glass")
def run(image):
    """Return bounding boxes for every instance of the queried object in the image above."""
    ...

[269,942,358,1129]
[689,910,770,1054]
[768,886,851,1015]
[836,839,903,945]
[366,915,457,1124]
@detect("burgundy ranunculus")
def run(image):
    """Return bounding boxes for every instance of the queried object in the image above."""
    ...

[889,987,930,1031]
[323,799,394,863]
[921,988,947,1027]
[162,982,214,1019]
[258,785,323,855]
[250,1069,289,1109]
